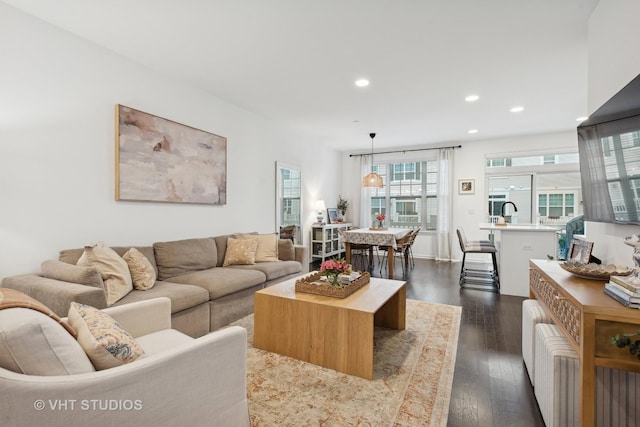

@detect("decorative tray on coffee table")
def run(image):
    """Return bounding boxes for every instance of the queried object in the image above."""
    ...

[295,271,371,298]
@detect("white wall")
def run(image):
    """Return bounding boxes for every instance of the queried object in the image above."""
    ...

[0,4,342,278]
[581,0,640,265]
[341,130,578,260]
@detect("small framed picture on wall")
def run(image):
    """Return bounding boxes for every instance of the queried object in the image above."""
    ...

[458,179,475,195]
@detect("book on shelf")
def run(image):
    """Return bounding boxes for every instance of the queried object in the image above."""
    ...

[603,286,640,309]
[609,274,640,293]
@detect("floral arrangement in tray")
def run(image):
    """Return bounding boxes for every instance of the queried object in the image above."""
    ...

[295,260,371,298]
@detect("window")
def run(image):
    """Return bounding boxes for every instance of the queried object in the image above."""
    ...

[369,161,437,230]
[538,193,576,218]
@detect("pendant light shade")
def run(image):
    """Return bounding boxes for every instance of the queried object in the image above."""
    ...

[362,132,384,188]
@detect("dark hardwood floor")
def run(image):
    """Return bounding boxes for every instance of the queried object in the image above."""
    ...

[315,255,546,426]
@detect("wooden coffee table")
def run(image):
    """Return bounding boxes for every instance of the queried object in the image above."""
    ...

[253,277,406,379]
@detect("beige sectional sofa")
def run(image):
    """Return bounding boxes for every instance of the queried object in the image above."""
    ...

[2,234,308,337]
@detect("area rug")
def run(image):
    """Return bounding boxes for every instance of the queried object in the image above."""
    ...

[230,299,462,426]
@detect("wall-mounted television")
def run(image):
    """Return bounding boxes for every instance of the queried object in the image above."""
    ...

[578,73,640,225]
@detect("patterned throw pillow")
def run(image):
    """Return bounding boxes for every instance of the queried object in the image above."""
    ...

[123,247,157,290]
[68,302,145,370]
[223,237,259,266]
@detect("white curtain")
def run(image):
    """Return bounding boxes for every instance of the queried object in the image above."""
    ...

[360,155,373,228]
[436,148,453,260]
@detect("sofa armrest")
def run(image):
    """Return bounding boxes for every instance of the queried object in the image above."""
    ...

[0,326,250,426]
[294,245,309,272]
[1,274,108,316]
[100,297,172,338]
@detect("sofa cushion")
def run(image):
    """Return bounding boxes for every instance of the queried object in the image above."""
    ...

[68,302,146,370]
[278,239,296,261]
[166,268,266,300]
[229,260,302,281]
[238,233,279,262]
[41,260,104,288]
[77,243,133,306]
[123,247,156,290]
[223,238,259,266]
[112,281,209,314]
[136,329,193,355]
[153,238,217,280]
[0,308,95,375]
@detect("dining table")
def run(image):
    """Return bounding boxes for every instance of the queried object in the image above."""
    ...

[343,227,413,278]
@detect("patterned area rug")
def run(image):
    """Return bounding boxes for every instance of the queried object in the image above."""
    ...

[230,299,461,426]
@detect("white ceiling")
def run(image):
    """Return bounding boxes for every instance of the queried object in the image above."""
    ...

[3,0,599,151]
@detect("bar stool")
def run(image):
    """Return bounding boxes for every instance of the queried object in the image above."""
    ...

[456,227,500,292]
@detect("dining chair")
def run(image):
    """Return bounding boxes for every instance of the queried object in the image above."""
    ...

[378,230,413,276]
[406,228,421,269]
[338,228,371,272]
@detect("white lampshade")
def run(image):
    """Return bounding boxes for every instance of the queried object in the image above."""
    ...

[315,200,326,212]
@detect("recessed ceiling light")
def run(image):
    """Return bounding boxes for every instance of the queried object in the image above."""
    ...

[355,79,370,87]
[468,129,479,134]
[576,116,588,122]
[465,95,479,102]
[510,106,525,113]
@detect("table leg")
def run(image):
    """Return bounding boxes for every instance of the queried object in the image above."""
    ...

[386,245,394,278]
[345,242,351,264]
[368,246,374,271]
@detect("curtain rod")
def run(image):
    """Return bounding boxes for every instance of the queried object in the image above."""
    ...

[349,144,462,157]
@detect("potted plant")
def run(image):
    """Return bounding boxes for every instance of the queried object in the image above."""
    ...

[337,195,349,221]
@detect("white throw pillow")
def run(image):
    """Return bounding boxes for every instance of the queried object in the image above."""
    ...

[0,308,95,375]
[68,302,145,370]
[77,242,133,305]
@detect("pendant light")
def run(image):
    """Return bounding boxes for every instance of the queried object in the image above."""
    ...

[362,132,384,188]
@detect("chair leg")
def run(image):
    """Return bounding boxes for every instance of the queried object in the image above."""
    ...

[459,252,467,287]
[492,252,500,289]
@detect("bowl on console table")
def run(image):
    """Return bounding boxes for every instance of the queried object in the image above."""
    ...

[560,261,633,280]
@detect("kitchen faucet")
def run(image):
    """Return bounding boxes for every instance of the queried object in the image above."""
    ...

[501,201,518,217]
[496,201,518,224]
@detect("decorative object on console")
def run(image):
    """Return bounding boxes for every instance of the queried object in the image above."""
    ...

[337,195,349,220]
[567,238,594,264]
[560,262,632,280]
[327,208,339,224]
[624,233,640,279]
[116,105,227,205]
[315,200,327,224]
[362,133,384,188]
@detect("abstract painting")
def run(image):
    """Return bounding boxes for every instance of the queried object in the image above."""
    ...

[116,105,226,205]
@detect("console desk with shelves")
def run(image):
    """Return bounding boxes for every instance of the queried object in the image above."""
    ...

[529,259,640,426]
[310,223,351,263]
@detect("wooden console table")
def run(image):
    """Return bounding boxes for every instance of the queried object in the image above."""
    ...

[529,259,640,427]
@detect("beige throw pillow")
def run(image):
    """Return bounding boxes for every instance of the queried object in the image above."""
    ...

[223,237,259,266]
[77,243,133,306]
[238,233,279,262]
[123,247,156,290]
[68,302,145,370]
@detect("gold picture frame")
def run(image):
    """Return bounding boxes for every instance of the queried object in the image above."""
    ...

[115,105,227,205]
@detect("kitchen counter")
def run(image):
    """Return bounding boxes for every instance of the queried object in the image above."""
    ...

[479,223,561,232]
[478,223,561,296]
